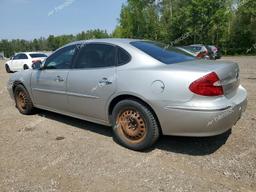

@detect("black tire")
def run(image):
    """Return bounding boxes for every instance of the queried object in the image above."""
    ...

[112,99,160,151]
[5,64,11,73]
[14,85,34,115]
[23,64,29,70]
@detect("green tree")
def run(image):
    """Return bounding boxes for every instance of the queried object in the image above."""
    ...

[229,0,256,54]
[115,0,160,39]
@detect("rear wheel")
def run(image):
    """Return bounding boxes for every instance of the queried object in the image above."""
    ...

[5,64,11,73]
[14,85,34,115]
[23,64,29,70]
[112,99,159,151]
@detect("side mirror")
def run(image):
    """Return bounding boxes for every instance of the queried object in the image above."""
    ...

[32,60,43,70]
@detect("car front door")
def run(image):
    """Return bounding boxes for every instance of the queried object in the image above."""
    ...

[31,45,77,112]
[10,54,20,71]
[67,43,117,122]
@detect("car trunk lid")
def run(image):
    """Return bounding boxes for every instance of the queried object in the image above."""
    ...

[167,59,240,95]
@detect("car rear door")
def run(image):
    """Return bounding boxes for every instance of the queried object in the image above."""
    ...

[31,45,77,112]
[18,53,29,70]
[67,43,117,122]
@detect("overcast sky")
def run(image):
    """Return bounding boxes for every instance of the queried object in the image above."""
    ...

[0,0,126,40]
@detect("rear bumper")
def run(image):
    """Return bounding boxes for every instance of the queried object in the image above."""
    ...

[158,86,247,136]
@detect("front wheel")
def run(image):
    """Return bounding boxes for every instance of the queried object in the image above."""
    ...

[23,64,29,70]
[5,64,11,73]
[14,85,34,115]
[112,99,160,151]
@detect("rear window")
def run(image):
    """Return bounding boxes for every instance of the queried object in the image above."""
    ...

[190,46,202,52]
[130,41,195,64]
[29,53,47,58]
[182,46,198,53]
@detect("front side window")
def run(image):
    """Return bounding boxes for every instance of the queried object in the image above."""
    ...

[74,43,116,69]
[13,54,20,60]
[130,41,195,64]
[44,45,76,70]
[19,54,28,59]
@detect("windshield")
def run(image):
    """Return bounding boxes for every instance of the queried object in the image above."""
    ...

[130,41,195,64]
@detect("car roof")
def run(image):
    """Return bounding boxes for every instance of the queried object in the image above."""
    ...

[66,38,144,47]
[15,52,47,55]
[190,44,205,47]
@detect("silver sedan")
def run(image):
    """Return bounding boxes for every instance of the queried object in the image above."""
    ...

[7,39,247,150]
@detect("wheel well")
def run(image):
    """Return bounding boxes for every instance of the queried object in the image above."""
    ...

[12,81,25,93]
[108,95,162,134]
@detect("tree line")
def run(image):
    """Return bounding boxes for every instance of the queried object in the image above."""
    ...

[0,0,255,58]
[113,0,256,55]
[0,29,110,58]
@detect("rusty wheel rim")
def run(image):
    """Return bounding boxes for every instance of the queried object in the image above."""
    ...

[16,91,26,111]
[116,109,147,143]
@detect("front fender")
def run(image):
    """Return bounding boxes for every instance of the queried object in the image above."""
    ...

[7,70,33,101]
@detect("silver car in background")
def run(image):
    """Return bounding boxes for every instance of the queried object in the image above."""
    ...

[7,39,247,150]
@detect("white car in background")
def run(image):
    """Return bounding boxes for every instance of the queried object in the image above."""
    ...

[5,52,48,73]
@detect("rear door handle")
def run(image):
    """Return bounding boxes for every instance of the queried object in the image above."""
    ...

[55,75,64,82]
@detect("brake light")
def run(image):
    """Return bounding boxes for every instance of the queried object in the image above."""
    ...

[196,51,207,59]
[32,60,40,63]
[189,72,223,96]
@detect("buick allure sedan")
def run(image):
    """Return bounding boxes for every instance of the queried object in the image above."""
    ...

[7,39,247,150]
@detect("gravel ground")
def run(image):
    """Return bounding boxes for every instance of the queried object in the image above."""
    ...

[0,56,255,192]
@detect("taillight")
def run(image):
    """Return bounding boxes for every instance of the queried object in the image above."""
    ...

[189,72,224,96]
[32,60,40,63]
[196,51,207,59]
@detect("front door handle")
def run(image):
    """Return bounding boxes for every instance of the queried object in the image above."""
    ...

[55,75,64,82]
[98,77,112,86]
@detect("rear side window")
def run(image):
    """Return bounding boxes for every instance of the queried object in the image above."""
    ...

[74,43,116,69]
[118,47,131,66]
[30,53,47,58]
[131,41,195,64]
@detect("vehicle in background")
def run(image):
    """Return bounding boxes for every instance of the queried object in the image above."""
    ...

[0,52,4,60]
[7,39,247,151]
[177,46,210,60]
[188,44,215,60]
[209,45,222,59]
[176,47,198,57]
[177,46,207,59]
[5,52,47,73]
